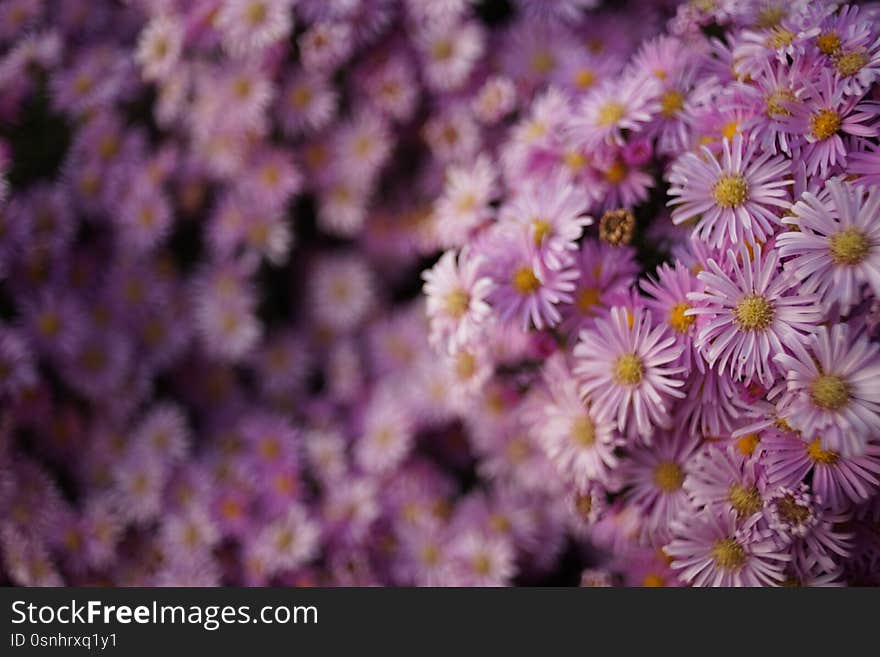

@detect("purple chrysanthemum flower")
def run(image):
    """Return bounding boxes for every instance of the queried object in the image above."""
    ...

[777,178,880,315]
[784,68,878,178]
[763,483,852,570]
[641,261,704,373]
[574,307,686,442]
[668,133,792,249]
[500,174,592,271]
[483,228,578,331]
[534,354,621,488]
[684,444,766,522]
[772,323,880,457]
[762,430,880,512]
[423,248,494,352]
[666,509,790,587]
[687,244,823,387]
[620,430,701,544]
[570,74,660,150]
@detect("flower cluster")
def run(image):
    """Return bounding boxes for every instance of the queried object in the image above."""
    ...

[422,0,880,586]
[0,0,879,588]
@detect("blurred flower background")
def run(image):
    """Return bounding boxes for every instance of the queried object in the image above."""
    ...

[1,0,880,587]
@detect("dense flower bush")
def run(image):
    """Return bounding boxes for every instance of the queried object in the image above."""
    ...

[1,0,880,587]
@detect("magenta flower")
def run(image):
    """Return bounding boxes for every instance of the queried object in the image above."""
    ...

[777,178,880,314]
[534,354,621,488]
[687,244,823,387]
[641,261,703,373]
[500,174,592,271]
[784,68,878,177]
[483,228,578,331]
[574,307,686,442]
[666,510,790,587]
[619,430,701,544]
[423,248,494,352]
[668,134,792,249]
[762,430,880,512]
[684,444,765,522]
[570,74,660,150]
[772,323,880,457]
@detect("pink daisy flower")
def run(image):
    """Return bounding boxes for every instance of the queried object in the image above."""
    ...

[784,68,878,178]
[772,323,880,457]
[686,244,823,387]
[136,13,184,82]
[432,153,497,248]
[667,133,792,249]
[620,430,701,544]
[684,444,766,522]
[569,73,660,150]
[422,248,494,352]
[499,173,592,271]
[666,509,790,587]
[777,178,880,315]
[640,261,704,373]
[483,228,578,331]
[559,240,639,338]
[216,0,294,56]
[416,18,484,92]
[762,430,880,512]
[534,354,621,488]
[573,307,686,442]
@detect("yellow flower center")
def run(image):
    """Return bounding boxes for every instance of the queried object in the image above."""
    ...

[810,374,849,411]
[755,6,786,29]
[642,573,666,587]
[38,312,61,337]
[570,416,596,448]
[291,86,312,109]
[576,286,601,314]
[432,40,453,61]
[834,49,868,78]
[531,218,552,246]
[597,101,625,127]
[512,267,541,295]
[668,302,695,333]
[443,288,470,318]
[711,538,747,570]
[614,353,643,385]
[604,160,627,184]
[721,120,739,141]
[473,553,491,575]
[712,174,749,208]
[563,150,587,171]
[246,1,267,25]
[807,438,839,464]
[456,192,477,213]
[816,31,841,56]
[829,227,870,265]
[653,461,685,492]
[765,89,796,118]
[531,50,555,75]
[736,433,760,457]
[810,109,841,140]
[660,90,685,118]
[766,28,794,49]
[455,350,477,380]
[728,484,762,517]
[734,294,774,331]
[575,68,596,89]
